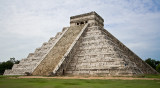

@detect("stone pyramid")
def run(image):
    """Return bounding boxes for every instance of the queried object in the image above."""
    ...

[4,12,158,76]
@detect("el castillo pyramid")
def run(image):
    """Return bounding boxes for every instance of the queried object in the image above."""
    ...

[4,12,158,76]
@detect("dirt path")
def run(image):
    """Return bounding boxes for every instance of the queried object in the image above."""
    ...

[18,76,160,80]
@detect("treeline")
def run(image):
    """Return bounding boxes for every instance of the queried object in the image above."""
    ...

[0,58,19,75]
[0,58,160,75]
[145,58,160,73]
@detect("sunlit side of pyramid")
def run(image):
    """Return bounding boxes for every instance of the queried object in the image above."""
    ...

[4,12,158,76]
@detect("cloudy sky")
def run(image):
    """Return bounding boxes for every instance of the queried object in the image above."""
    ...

[0,0,160,62]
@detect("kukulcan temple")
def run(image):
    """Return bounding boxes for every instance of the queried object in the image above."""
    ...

[4,12,158,76]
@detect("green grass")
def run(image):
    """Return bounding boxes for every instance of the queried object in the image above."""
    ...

[143,74,160,78]
[133,74,160,78]
[0,78,160,88]
[0,75,20,78]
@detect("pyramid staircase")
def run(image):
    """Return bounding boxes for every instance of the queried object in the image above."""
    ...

[32,24,86,75]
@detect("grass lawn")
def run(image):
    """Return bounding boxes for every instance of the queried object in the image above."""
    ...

[0,77,160,88]
[141,74,160,78]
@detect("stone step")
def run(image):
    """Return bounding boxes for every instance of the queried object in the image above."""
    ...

[78,44,118,50]
[65,68,138,76]
[70,60,123,63]
[27,53,34,58]
[84,31,102,36]
[48,37,55,43]
[82,35,106,41]
[35,47,41,53]
[55,32,62,38]
[3,70,25,75]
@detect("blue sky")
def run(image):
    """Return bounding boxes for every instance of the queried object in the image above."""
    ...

[0,0,160,62]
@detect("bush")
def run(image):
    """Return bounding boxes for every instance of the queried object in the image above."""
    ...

[145,58,160,73]
[0,58,20,75]
[156,64,160,73]
[0,61,13,75]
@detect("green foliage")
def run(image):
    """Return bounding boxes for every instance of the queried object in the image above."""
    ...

[0,78,160,88]
[145,58,160,72]
[15,60,20,64]
[0,61,13,75]
[0,58,20,75]
[156,64,160,73]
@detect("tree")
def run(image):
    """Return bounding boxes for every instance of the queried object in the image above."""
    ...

[145,58,157,69]
[10,57,15,63]
[145,58,160,73]
[15,60,20,64]
[0,61,14,75]
[156,64,160,73]
[0,58,20,75]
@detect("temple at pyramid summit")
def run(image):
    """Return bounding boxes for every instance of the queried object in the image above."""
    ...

[4,12,158,76]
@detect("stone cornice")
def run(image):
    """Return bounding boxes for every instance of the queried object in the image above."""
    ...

[70,11,104,22]
[70,17,103,23]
